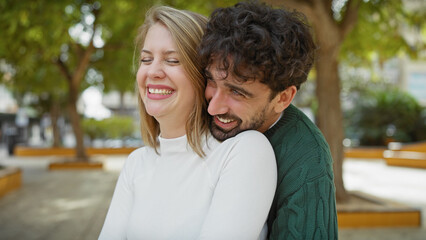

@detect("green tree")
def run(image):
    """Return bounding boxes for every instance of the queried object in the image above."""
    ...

[0,0,155,161]
[1,1,98,160]
[1,0,215,160]
[92,1,148,111]
[264,0,426,201]
[0,53,67,147]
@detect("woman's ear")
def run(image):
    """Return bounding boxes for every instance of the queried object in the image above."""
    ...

[272,86,297,113]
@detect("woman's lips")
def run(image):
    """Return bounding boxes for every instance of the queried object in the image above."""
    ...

[147,84,175,100]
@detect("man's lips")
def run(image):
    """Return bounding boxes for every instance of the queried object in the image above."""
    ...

[213,115,238,130]
[217,115,233,123]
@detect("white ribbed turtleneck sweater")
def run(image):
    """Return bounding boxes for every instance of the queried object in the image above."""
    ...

[99,130,276,240]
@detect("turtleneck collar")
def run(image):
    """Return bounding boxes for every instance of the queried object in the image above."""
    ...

[158,134,191,155]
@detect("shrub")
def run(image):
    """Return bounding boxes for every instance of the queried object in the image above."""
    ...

[82,116,136,140]
[346,88,425,146]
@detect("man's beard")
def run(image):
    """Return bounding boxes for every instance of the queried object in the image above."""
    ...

[209,108,268,141]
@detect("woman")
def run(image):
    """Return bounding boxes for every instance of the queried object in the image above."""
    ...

[99,6,276,240]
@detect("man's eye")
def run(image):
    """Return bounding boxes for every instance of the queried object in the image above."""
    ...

[206,78,216,87]
[231,89,244,97]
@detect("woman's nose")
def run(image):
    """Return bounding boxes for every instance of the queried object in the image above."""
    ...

[147,61,166,79]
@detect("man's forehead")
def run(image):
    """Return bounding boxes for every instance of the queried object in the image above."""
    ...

[207,61,253,82]
[207,56,237,76]
[208,65,267,91]
[206,65,228,79]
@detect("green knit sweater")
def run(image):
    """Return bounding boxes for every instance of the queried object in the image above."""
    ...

[265,104,338,240]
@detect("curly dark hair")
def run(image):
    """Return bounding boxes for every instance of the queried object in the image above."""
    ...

[199,1,316,97]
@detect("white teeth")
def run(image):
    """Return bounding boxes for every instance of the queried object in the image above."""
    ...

[217,116,233,123]
[148,88,173,95]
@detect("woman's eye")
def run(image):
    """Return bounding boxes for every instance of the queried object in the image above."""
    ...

[166,59,179,64]
[141,58,152,64]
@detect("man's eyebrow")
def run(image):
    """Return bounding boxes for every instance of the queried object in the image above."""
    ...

[204,69,213,78]
[224,82,254,98]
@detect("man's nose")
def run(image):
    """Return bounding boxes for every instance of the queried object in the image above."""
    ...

[206,88,229,116]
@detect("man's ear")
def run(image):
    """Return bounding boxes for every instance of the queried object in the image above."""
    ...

[272,86,297,113]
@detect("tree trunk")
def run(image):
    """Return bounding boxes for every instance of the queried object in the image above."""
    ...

[50,101,61,147]
[119,91,125,114]
[315,47,349,202]
[68,87,88,162]
[262,0,360,202]
[54,7,98,162]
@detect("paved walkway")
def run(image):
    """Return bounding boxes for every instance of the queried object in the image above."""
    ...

[0,150,124,240]
[339,159,426,240]
[0,147,425,239]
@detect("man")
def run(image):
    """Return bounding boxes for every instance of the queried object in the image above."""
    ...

[199,1,338,239]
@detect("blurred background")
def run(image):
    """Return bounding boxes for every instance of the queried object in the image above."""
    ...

[0,0,425,239]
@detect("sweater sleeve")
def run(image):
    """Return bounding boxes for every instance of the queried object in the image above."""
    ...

[266,106,338,240]
[198,131,277,240]
[267,138,338,240]
[268,172,338,240]
[98,149,139,240]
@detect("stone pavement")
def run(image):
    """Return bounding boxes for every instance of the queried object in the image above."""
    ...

[0,150,124,240]
[339,159,426,240]
[0,147,425,240]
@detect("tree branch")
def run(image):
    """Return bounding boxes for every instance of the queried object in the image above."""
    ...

[263,0,318,27]
[339,0,361,38]
[311,0,339,31]
[71,7,100,90]
[54,57,72,83]
[73,43,85,59]
[71,41,95,90]
[103,43,125,51]
[324,0,334,19]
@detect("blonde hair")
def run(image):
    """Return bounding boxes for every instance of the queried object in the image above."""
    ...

[135,6,208,157]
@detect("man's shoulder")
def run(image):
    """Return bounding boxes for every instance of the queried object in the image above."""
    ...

[268,105,329,150]
[267,105,333,174]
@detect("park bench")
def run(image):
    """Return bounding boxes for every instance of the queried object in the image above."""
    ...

[383,141,426,169]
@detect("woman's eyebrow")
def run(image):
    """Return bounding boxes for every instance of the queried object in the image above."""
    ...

[164,50,178,55]
[141,49,177,54]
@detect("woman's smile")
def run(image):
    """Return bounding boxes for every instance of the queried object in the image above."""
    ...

[147,84,175,100]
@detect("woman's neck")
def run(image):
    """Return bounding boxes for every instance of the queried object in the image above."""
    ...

[158,118,187,139]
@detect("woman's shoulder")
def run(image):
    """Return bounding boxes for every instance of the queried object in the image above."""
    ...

[128,146,150,158]
[224,130,270,146]
[125,146,156,166]
[209,130,276,174]
[211,130,274,159]
[204,130,270,154]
